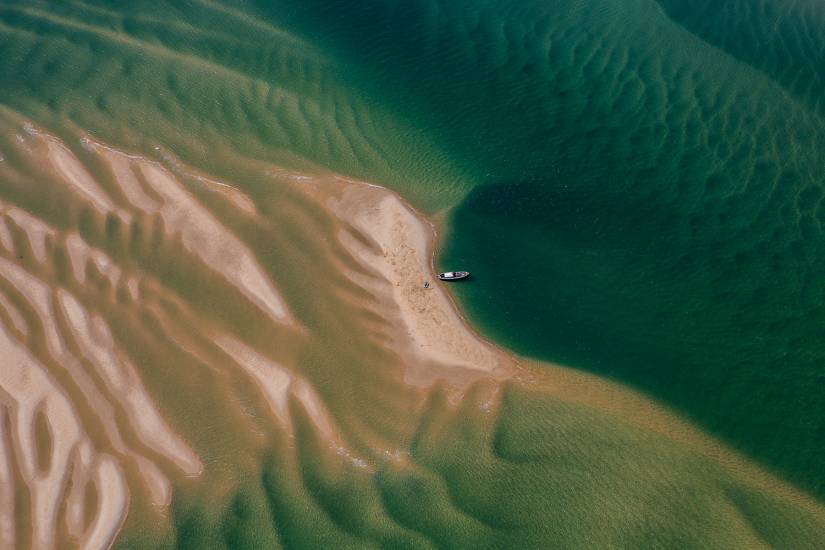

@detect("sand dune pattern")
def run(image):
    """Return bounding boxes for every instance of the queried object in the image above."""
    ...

[1,113,825,548]
[0,117,316,546]
[0,112,513,548]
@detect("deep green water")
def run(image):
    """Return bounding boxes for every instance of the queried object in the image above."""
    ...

[269,0,825,499]
[431,0,825,500]
[3,0,825,544]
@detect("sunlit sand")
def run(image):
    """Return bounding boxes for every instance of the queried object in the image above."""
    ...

[310,179,514,382]
[0,114,824,548]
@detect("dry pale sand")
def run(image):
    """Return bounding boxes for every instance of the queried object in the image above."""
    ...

[302,178,515,387]
[0,111,825,548]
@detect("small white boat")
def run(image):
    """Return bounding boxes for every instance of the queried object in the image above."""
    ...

[438,271,470,281]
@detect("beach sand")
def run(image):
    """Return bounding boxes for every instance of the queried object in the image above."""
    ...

[303,177,515,384]
[0,114,824,547]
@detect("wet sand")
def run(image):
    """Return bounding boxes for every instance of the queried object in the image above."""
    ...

[0,113,824,548]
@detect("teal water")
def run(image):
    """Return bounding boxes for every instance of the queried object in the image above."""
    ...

[3,0,825,535]
[273,0,825,498]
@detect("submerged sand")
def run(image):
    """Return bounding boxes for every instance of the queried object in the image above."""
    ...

[0,113,824,547]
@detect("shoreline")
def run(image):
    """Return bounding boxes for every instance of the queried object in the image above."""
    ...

[1,115,825,547]
[303,172,825,518]
[300,174,517,390]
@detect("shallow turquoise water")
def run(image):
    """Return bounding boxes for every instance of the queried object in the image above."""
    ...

[275,0,825,497]
[3,0,825,518]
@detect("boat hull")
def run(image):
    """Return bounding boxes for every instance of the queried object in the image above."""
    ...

[438,271,470,281]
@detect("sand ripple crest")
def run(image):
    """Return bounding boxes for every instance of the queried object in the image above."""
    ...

[1,114,825,548]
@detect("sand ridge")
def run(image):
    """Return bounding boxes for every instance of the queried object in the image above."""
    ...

[1,114,825,547]
[302,177,516,387]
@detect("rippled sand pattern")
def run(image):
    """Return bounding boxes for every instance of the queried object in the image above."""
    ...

[656,0,825,115]
[0,113,823,548]
[0,111,511,547]
[2,0,825,547]
[0,0,468,210]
